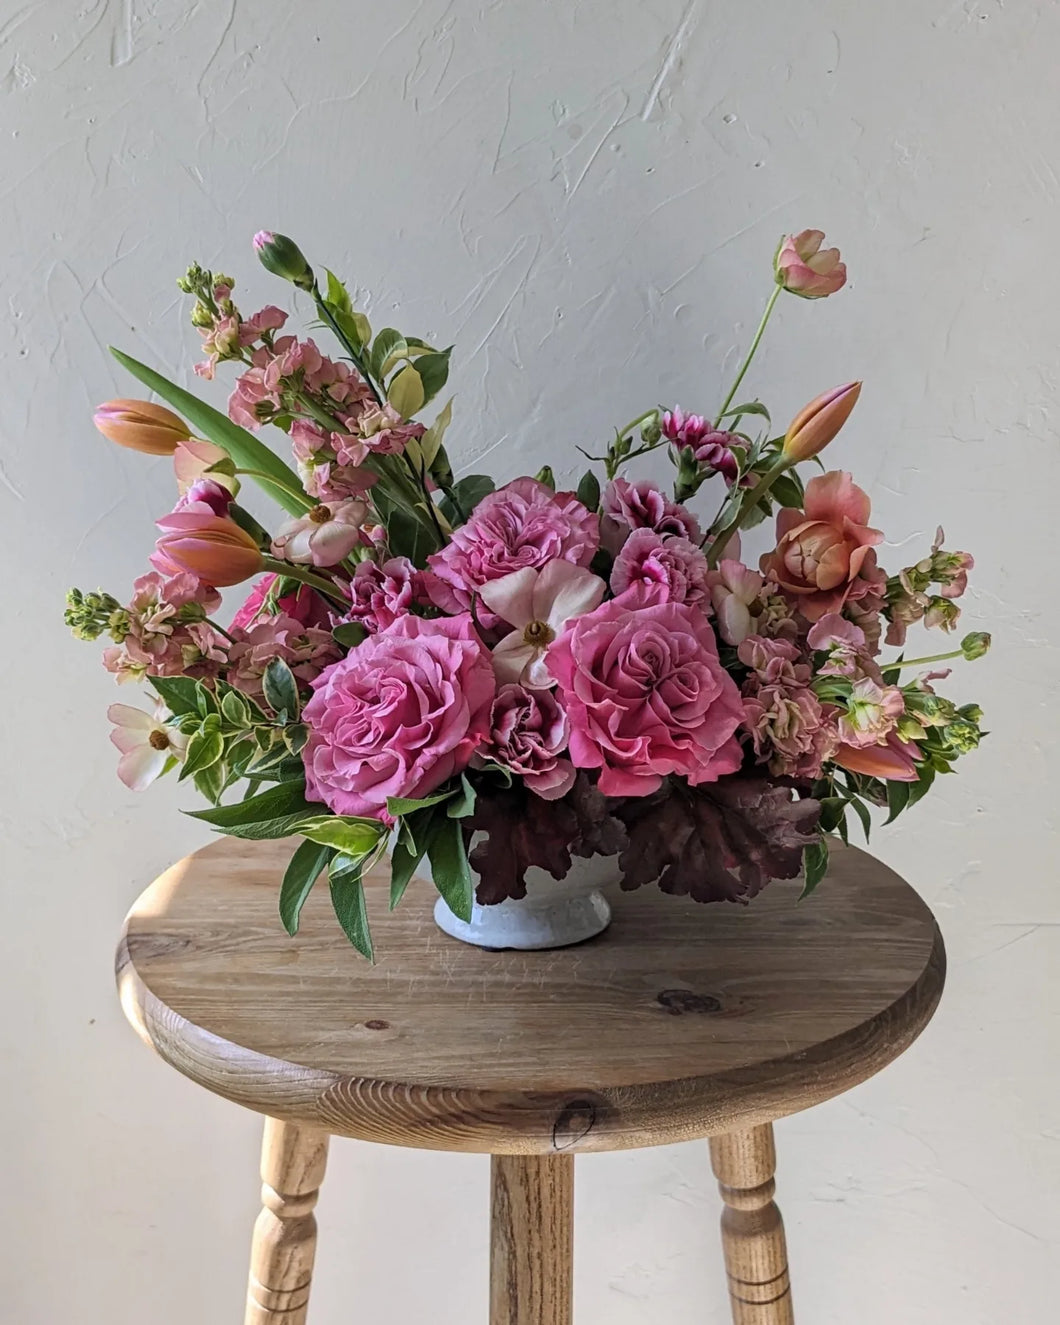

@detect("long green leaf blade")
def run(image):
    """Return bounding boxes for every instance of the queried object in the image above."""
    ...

[279,839,333,935]
[329,861,374,960]
[427,815,473,922]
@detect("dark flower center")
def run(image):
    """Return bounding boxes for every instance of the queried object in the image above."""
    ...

[309,504,333,524]
[148,730,171,750]
[522,620,555,647]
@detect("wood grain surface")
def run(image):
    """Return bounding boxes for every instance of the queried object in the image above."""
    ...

[116,836,945,1153]
[490,1155,573,1325]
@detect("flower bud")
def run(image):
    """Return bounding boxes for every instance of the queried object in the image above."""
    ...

[782,382,861,463]
[535,465,556,489]
[961,631,991,661]
[252,231,314,290]
[151,511,264,587]
[775,229,847,298]
[94,399,191,456]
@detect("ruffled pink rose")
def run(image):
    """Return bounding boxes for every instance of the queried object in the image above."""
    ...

[476,684,575,800]
[301,614,495,820]
[600,478,701,553]
[546,598,744,797]
[426,478,599,619]
[342,557,427,634]
[760,471,883,622]
[610,529,710,607]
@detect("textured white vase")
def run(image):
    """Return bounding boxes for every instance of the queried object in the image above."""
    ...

[432,851,616,951]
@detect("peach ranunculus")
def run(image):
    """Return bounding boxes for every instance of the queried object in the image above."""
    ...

[760,471,883,622]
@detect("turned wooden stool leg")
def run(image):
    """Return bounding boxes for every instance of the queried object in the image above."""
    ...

[244,1118,330,1325]
[709,1125,794,1325]
[490,1154,573,1325]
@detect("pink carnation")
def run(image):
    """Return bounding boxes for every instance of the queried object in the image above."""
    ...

[301,614,495,820]
[610,529,710,607]
[600,478,701,553]
[476,683,575,800]
[231,574,333,632]
[342,557,427,634]
[545,598,744,797]
[426,478,599,619]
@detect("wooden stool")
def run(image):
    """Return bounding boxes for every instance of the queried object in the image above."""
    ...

[116,837,944,1324]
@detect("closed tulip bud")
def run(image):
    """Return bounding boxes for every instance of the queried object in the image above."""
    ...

[252,230,314,290]
[782,381,861,463]
[94,399,191,456]
[151,510,263,587]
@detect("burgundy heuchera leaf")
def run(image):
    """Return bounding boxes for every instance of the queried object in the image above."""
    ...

[613,776,821,903]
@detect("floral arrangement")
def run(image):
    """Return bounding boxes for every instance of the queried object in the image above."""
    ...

[67,229,989,957]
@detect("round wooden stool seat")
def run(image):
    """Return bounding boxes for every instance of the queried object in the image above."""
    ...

[116,836,944,1324]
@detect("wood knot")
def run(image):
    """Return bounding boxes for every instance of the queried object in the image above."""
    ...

[656,988,722,1015]
[364,1019,389,1031]
[552,1099,597,1150]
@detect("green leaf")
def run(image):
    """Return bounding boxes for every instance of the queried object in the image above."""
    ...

[109,349,311,516]
[420,398,453,468]
[382,503,438,567]
[818,796,847,834]
[193,760,225,805]
[388,807,442,910]
[413,349,452,406]
[426,815,473,923]
[291,815,387,856]
[438,474,494,525]
[848,794,872,842]
[884,779,912,824]
[179,726,225,781]
[329,859,374,959]
[263,658,300,721]
[147,675,203,717]
[386,788,459,817]
[332,621,368,649]
[770,472,805,509]
[227,502,271,548]
[800,838,830,898]
[576,470,601,512]
[905,762,937,810]
[446,773,477,820]
[388,365,425,418]
[719,400,771,423]
[221,688,252,727]
[369,328,407,380]
[324,268,352,314]
[187,780,318,827]
[280,839,334,935]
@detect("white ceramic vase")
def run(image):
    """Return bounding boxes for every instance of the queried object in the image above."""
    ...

[432,851,617,951]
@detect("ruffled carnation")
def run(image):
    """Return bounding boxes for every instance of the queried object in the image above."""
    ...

[231,574,333,632]
[476,684,575,800]
[610,529,710,607]
[342,557,428,634]
[426,478,599,619]
[600,478,701,553]
[546,597,744,797]
[301,614,495,820]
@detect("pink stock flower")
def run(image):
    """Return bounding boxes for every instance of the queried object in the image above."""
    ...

[231,573,333,632]
[837,678,906,748]
[738,634,808,687]
[426,478,599,619]
[476,683,575,800]
[152,507,263,587]
[350,403,425,458]
[708,559,765,646]
[271,499,368,567]
[741,683,836,780]
[101,571,225,682]
[600,478,701,553]
[546,597,744,797]
[775,230,847,299]
[662,409,740,482]
[342,557,428,634]
[834,732,920,782]
[610,529,710,608]
[289,419,377,502]
[227,616,341,701]
[301,614,496,821]
[806,613,880,679]
[108,701,188,791]
[479,559,606,688]
[761,471,884,622]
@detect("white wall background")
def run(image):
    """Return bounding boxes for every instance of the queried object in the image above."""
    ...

[2,0,1056,1321]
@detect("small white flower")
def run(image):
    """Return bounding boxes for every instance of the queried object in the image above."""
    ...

[107,701,188,791]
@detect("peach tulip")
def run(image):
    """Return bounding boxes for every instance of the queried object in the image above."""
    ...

[151,510,263,586]
[783,382,861,463]
[833,733,920,782]
[94,399,191,455]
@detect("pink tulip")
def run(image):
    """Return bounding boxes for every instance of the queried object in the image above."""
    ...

[783,382,861,463]
[152,510,263,587]
[94,399,191,455]
[775,230,847,299]
[173,439,234,494]
[833,733,920,782]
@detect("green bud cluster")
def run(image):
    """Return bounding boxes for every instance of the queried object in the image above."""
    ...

[64,588,127,642]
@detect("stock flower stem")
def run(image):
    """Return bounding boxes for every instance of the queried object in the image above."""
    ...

[311,286,384,407]
[235,469,315,507]
[715,284,782,425]
[260,556,349,605]
[886,648,966,671]
[205,617,236,643]
[706,457,789,568]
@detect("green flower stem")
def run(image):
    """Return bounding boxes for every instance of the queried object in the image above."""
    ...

[715,283,782,425]
[615,408,661,440]
[706,457,789,568]
[310,285,384,407]
[886,648,968,671]
[260,556,349,606]
[235,469,315,508]
[205,617,236,644]
[605,438,666,480]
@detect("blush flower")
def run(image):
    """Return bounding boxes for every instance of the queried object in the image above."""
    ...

[708,559,765,646]
[479,559,606,688]
[775,230,847,299]
[342,557,428,634]
[108,701,188,790]
[271,499,369,567]
[227,616,341,702]
[301,614,495,820]
[611,529,711,607]
[476,683,575,800]
[426,478,599,618]
[742,683,836,780]
[837,678,906,748]
[546,598,744,796]
[600,478,701,553]
[760,471,883,622]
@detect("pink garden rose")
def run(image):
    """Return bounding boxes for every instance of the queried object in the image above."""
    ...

[610,528,710,608]
[760,471,883,622]
[476,683,575,800]
[342,557,428,634]
[600,478,701,553]
[545,598,744,796]
[426,478,599,618]
[301,614,495,820]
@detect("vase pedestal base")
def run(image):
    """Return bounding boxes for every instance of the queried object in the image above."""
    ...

[432,890,612,951]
